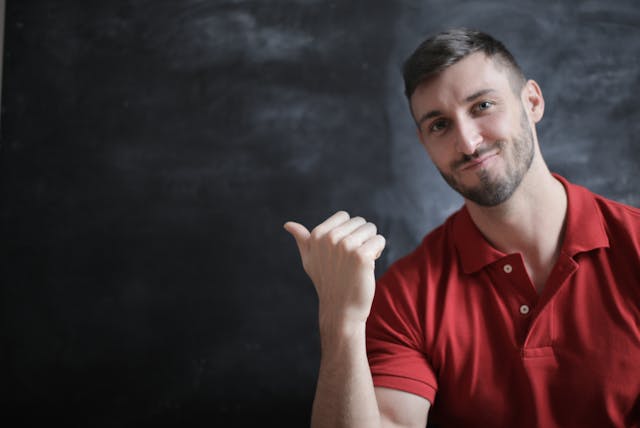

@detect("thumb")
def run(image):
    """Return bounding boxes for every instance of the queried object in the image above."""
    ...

[283,221,311,257]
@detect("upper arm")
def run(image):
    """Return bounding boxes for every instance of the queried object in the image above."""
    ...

[375,386,430,428]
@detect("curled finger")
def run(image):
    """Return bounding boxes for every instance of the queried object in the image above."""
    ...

[326,216,367,245]
[358,234,387,261]
[311,210,351,239]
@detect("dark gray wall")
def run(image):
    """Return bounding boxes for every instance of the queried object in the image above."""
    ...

[2,1,639,427]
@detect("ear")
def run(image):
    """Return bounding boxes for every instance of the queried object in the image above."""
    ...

[521,79,545,123]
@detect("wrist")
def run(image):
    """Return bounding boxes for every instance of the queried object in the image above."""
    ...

[318,313,367,354]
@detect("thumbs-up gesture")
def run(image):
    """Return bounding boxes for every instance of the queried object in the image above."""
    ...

[284,211,386,333]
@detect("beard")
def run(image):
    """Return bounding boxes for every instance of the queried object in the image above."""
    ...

[439,107,535,207]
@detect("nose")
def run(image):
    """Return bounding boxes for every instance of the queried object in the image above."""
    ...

[454,118,483,155]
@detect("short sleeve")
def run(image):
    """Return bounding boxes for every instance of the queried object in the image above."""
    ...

[366,251,438,403]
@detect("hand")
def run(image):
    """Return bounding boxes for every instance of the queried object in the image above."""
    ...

[284,211,386,330]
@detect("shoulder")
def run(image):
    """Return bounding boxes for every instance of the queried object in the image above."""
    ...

[593,192,640,226]
[563,175,640,226]
[575,185,640,262]
[369,210,461,343]
[589,191,640,242]
[377,209,461,292]
[561,175,640,246]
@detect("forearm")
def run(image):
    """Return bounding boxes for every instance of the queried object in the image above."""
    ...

[283,212,387,427]
[311,321,381,428]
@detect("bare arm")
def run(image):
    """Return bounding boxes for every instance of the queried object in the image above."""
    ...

[284,211,430,428]
[376,387,430,428]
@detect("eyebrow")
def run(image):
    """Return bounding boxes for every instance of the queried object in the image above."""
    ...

[464,88,496,103]
[415,88,497,127]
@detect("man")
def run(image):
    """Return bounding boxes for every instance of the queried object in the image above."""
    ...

[284,29,640,427]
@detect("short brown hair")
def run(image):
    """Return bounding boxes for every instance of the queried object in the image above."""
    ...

[403,28,526,100]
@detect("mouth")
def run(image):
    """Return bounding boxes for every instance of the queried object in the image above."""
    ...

[459,151,499,171]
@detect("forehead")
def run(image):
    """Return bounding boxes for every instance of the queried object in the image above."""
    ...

[409,52,515,118]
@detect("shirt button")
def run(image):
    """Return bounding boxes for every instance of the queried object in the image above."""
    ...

[503,264,513,273]
[520,304,530,315]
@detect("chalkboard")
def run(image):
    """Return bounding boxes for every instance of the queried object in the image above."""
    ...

[2,1,639,427]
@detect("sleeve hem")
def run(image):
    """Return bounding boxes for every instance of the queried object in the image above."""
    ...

[372,374,437,403]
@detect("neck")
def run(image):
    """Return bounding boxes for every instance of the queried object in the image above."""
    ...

[465,156,568,292]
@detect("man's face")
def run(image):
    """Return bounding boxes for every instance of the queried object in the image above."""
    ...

[410,52,538,207]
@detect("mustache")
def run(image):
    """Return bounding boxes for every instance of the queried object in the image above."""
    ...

[451,142,503,170]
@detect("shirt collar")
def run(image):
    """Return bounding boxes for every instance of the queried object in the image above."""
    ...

[553,173,609,255]
[453,173,609,274]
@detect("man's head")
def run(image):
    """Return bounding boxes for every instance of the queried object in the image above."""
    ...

[403,28,526,102]
[403,29,545,207]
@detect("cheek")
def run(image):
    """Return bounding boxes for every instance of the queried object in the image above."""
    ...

[479,112,512,140]
[422,140,454,170]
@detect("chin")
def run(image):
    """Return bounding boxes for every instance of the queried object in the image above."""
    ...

[442,167,517,207]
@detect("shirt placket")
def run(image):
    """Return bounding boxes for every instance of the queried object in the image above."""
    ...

[488,253,540,348]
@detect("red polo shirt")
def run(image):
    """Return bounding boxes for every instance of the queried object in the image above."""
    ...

[366,175,640,427]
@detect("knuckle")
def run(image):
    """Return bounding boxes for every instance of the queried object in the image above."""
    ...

[339,235,356,251]
[367,222,377,234]
[352,216,366,225]
[310,226,323,241]
[354,248,371,264]
[326,228,341,245]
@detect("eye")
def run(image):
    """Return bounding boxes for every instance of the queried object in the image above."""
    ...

[474,101,494,112]
[429,118,449,133]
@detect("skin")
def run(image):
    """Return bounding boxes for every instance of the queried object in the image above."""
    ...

[284,51,567,427]
[434,101,535,207]
[411,52,567,292]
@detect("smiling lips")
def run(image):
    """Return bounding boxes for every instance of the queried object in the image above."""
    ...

[459,151,499,171]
